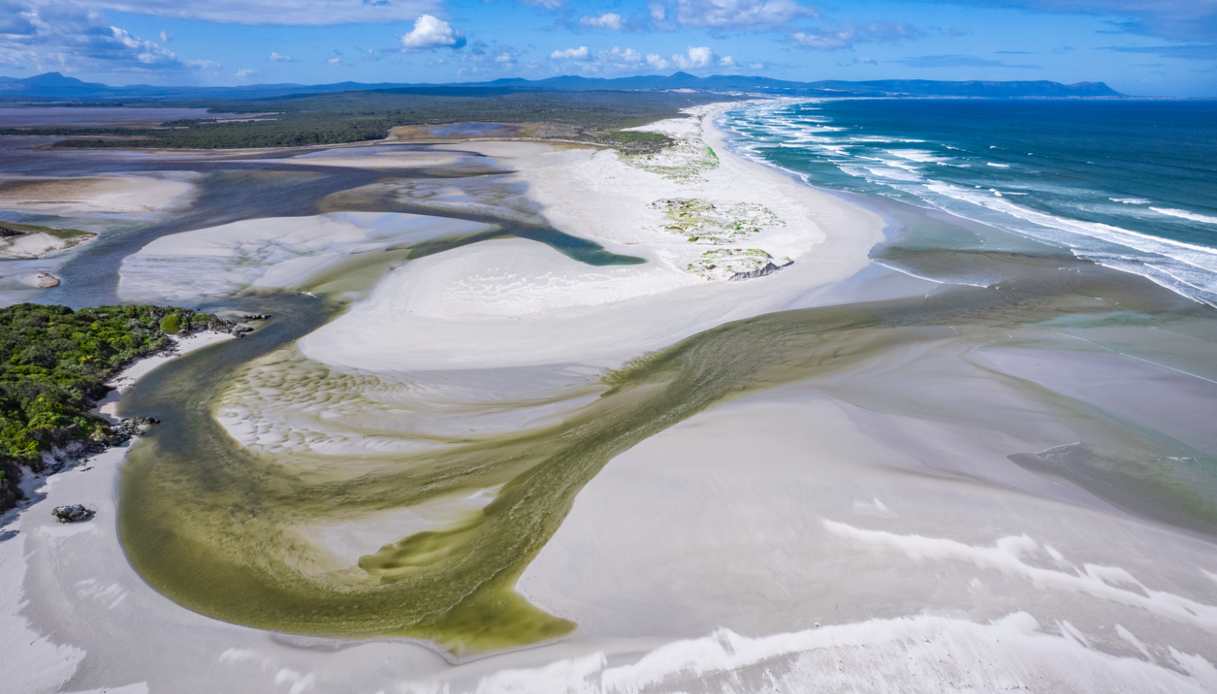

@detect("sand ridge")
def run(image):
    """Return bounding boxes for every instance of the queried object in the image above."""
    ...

[6,99,1217,694]
[299,103,885,371]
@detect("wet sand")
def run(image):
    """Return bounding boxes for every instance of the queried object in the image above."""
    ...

[1,102,1215,694]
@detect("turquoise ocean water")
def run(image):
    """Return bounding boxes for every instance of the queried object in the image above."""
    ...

[725,99,1217,307]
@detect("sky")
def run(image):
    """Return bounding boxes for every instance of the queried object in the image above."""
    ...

[1,0,1216,96]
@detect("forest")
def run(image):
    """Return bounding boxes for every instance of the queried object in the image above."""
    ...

[2,89,719,151]
[0,304,225,512]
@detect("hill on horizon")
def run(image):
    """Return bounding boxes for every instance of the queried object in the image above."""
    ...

[0,71,1123,102]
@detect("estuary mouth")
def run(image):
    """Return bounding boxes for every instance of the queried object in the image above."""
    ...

[116,241,1217,654]
[6,91,1217,694]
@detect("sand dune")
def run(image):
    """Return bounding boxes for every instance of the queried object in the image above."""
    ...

[300,104,883,371]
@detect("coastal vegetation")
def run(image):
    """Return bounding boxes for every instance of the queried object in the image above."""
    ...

[686,247,788,281]
[651,197,782,244]
[0,303,223,512]
[624,133,719,180]
[0,90,720,153]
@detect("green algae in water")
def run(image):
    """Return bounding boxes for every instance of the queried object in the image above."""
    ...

[118,250,1217,656]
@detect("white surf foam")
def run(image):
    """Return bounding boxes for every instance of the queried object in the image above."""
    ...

[1151,207,1217,226]
[726,101,1217,308]
[399,611,1217,694]
[925,181,1217,263]
[884,149,948,164]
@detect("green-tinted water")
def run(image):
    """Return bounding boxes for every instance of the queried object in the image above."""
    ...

[118,242,1217,655]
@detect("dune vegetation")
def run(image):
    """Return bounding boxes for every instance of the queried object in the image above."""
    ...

[0,303,224,512]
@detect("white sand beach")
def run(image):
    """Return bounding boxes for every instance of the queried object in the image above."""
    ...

[299,104,884,371]
[7,344,1217,694]
[5,100,1217,694]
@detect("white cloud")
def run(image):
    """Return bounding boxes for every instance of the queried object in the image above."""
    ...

[792,22,921,50]
[792,29,845,49]
[326,52,343,65]
[186,58,221,71]
[672,0,814,28]
[401,14,465,49]
[719,54,735,66]
[107,25,180,66]
[495,51,515,64]
[649,2,667,22]
[645,52,669,70]
[63,0,442,25]
[604,46,642,66]
[579,12,623,30]
[672,45,714,69]
[523,0,564,8]
[158,30,169,42]
[550,45,591,60]
[235,67,256,78]
[0,1,195,75]
[269,51,293,62]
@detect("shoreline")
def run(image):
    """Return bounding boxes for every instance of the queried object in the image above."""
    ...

[0,328,234,694]
[3,102,1215,693]
[298,101,886,372]
[1,328,235,519]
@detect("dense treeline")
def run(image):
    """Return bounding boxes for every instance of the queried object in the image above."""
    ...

[7,89,717,152]
[0,304,223,512]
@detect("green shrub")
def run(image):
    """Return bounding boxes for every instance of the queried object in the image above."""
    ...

[159,312,182,334]
[0,303,220,511]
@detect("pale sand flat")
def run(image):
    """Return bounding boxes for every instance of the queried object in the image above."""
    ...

[299,105,884,371]
[117,211,496,303]
[0,174,198,216]
[8,101,1217,694]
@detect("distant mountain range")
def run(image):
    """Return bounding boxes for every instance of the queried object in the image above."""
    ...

[0,71,1123,102]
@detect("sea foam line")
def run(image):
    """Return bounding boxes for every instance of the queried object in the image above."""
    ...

[1151,207,1217,226]
[725,100,1217,309]
[924,181,1217,267]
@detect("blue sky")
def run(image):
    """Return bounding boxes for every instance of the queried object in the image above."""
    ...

[2,1,1216,95]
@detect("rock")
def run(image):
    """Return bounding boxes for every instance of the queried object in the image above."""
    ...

[214,310,270,324]
[0,460,24,513]
[33,272,61,287]
[688,248,794,282]
[52,504,95,523]
[730,257,793,281]
[103,416,160,446]
[19,271,61,288]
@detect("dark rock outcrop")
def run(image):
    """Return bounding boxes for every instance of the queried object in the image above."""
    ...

[0,459,23,510]
[729,258,794,281]
[52,504,95,523]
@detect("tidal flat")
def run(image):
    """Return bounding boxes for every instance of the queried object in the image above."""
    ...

[2,103,1216,694]
[116,246,1217,655]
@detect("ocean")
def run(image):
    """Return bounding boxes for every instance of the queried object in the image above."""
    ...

[725,98,1217,307]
